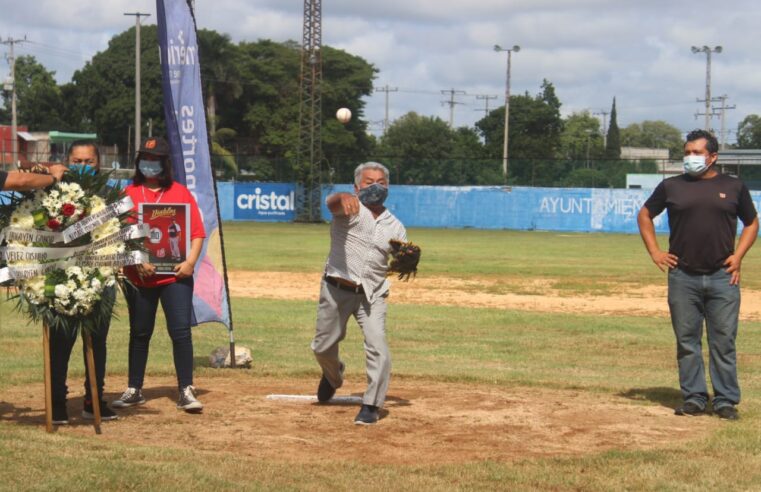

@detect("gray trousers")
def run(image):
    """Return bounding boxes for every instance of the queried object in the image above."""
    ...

[311,279,390,407]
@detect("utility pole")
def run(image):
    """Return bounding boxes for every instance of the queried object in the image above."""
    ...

[374,84,398,134]
[692,45,722,131]
[593,109,609,137]
[124,12,151,160]
[712,94,736,150]
[2,35,28,167]
[494,44,520,184]
[440,88,466,128]
[475,95,498,116]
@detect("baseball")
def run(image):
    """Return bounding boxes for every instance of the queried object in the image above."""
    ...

[336,107,352,124]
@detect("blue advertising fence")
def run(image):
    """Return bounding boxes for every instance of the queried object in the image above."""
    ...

[216,182,761,234]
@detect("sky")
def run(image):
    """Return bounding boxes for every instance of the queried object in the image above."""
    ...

[1,0,759,143]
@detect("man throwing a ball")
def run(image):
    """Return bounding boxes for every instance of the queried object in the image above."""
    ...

[312,162,407,425]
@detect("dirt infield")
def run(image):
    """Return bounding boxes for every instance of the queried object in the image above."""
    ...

[228,270,761,320]
[0,374,716,464]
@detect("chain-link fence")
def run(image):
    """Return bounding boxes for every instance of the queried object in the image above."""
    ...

[3,142,685,189]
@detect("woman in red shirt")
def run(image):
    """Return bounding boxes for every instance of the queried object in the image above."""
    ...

[112,137,206,413]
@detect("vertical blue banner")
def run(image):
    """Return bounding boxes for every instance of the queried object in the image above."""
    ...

[156,0,231,328]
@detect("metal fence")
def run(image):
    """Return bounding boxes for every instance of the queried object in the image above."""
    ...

[1,146,684,189]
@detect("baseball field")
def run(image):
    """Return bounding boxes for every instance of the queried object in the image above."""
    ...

[2,222,761,490]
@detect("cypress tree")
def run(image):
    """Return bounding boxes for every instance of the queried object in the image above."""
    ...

[605,97,621,159]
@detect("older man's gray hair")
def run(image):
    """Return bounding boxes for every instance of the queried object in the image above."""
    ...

[354,162,390,186]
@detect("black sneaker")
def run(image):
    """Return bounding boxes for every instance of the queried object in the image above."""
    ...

[317,363,344,403]
[52,402,69,425]
[354,404,379,425]
[111,387,145,408]
[177,386,203,413]
[82,400,118,421]
[675,401,705,416]
[715,405,739,421]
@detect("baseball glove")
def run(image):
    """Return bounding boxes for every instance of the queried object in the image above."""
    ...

[387,239,421,281]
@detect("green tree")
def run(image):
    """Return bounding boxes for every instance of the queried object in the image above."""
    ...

[605,97,621,160]
[60,26,376,179]
[1,56,65,131]
[620,120,683,158]
[232,40,376,181]
[375,113,494,185]
[320,45,377,181]
[69,25,164,153]
[560,111,604,161]
[377,112,454,184]
[197,29,244,136]
[476,80,563,185]
[737,115,761,149]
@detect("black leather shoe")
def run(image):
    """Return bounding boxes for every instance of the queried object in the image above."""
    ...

[714,405,739,421]
[675,401,705,416]
[354,404,379,425]
[317,375,336,402]
[317,363,343,402]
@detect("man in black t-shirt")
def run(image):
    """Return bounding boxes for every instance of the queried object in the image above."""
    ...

[638,129,758,421]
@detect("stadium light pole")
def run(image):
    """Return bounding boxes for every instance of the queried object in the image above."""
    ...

[125,12,151,163]
[494,44,520,184]
[691,45,722,131]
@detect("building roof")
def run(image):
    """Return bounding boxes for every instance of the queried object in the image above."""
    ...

[48,131,97,143]
[718,149,761,166]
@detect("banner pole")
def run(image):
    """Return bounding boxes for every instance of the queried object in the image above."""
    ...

[187,0,237,367]
[83,332,102,434]
[42,322,53,433]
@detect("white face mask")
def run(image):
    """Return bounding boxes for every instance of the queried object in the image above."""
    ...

[683,155,709,176]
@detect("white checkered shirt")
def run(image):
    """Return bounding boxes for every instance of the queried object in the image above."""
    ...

[324,202,407,302]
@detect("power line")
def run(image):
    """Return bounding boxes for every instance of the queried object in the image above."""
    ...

[2,35,29,167]
[712,94,736,150]
[592,109,609,137]
[440,88,466,127]
[22,40,91,60]
[373,84,398,134]
[474,94,497,116]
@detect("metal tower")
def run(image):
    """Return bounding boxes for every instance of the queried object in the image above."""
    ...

[297,0,323,221]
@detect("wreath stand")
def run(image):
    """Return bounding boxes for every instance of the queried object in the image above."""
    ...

[42,322,102,434]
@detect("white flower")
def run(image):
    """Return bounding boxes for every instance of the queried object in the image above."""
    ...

[54,284,70,299]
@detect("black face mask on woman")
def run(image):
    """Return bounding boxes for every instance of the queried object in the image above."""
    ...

[358,183,388,206]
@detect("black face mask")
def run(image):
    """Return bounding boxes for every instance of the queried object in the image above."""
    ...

[358,183,388,206]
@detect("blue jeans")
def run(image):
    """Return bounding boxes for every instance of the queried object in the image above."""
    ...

[123,278,195,389]
[668,267,740,410]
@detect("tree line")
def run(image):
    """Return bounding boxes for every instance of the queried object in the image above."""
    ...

[3,25,758,187]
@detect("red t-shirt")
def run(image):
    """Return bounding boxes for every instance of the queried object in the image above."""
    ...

[123,181,206,288]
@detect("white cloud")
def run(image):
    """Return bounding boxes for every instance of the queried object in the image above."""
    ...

[1,0,760,140]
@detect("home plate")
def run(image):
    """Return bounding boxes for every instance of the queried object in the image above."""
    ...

[266,394,363,404]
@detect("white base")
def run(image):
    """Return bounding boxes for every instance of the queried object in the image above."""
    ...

[266,394,363,404]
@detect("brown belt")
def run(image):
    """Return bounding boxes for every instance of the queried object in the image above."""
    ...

[324,275,364,294]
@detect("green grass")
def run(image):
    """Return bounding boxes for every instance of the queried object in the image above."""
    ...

[3,222,761,490]
[222,222,761,293]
